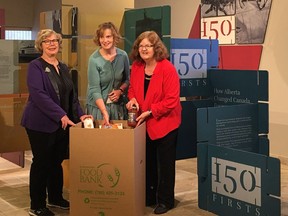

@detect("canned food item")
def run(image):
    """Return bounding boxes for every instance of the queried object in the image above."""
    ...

[83,118,94,128]
[127,105,138,127]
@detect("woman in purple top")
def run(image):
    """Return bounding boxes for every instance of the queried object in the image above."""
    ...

[21,29,92,216]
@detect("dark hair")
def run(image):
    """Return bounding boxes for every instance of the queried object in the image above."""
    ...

[130,31,169,63]
[93,22,121,46]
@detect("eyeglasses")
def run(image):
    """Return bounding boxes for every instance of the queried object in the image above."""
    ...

[42,39,59,45]
[138,44,154,50]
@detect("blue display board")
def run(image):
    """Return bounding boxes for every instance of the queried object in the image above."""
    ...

[170,38,218,97]
[198,144,281,216]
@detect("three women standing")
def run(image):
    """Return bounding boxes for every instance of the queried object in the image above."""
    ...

[23,23,181,216]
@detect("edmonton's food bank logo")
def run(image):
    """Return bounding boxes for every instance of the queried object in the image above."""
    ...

[80,163,120,188]
[98,211,105,216]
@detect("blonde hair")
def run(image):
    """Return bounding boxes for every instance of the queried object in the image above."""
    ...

[34,29,62,53]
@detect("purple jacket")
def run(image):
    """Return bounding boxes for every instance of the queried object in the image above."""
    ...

[21,58,84,133]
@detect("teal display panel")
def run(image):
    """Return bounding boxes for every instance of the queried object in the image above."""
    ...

[197,103,268,154]
[197,69,269,154]
[176,99,213,159]
[198,144,281,216]
[177,69,268,159]
[206,69,268,105]
[124,6,171,59]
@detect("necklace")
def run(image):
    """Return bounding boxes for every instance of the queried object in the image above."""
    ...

[144,62,156,76]
[145,73,152,80]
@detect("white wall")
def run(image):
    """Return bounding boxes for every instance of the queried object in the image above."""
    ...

[262,1,288,159]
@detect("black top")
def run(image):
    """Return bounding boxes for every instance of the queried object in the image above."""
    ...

[39,58,74,119]
[144,73,152,98]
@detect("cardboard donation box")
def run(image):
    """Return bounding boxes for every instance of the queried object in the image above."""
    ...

[70,120,146,216]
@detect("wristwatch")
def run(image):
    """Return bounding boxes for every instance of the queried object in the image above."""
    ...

[119,88,124,94]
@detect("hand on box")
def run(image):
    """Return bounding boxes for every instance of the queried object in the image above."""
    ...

[61,115,76,130]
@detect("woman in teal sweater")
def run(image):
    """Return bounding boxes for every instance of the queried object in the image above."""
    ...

[86,22,130,125]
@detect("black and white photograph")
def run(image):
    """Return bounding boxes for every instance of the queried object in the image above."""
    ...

[201,0,236,17]
[236,0,272,44]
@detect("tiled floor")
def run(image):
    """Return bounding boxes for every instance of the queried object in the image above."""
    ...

[0,151,287,216]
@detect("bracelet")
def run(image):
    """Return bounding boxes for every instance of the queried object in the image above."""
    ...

[119,88,124,93]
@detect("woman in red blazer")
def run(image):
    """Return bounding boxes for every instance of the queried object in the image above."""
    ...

[127,31,182,214]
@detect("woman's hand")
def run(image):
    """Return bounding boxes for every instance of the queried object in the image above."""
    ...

[136,110,151,126]
[108,89,122,103]
[61,115,76,130]
[126,98,139,111]
[102,110,110,126]
[80,114,94,122]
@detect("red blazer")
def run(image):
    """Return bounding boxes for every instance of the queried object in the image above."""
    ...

[128,59,182,140]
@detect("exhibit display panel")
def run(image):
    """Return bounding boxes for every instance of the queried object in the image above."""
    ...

[124,6,171,60]
[0,40,33,155]
[0,40,19,94]
[198,144,280,216]
[197,103,269,154]
[170,38,219,159]
[197,69,269,154]
[177,99,213,159]
[177,69,268,159]
[195,69,281,215]
[171,38,219,97]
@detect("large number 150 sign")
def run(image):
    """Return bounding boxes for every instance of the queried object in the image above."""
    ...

[170,49,207,79]
[201,16,236,45]
[212,157,261,206]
